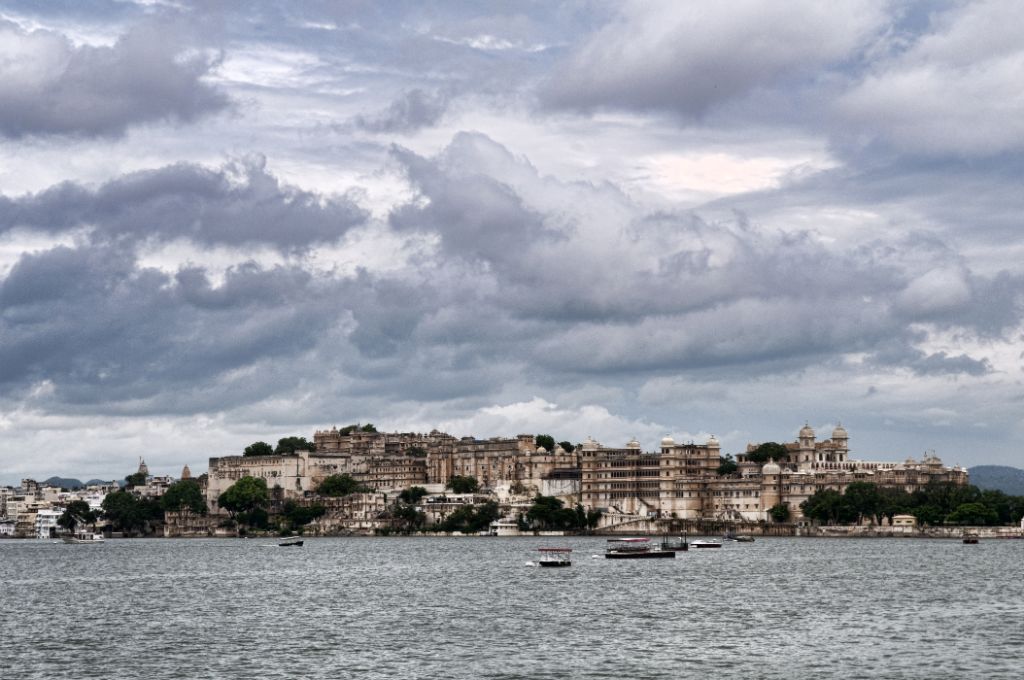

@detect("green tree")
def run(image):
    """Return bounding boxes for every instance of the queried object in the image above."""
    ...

[557,441,574,453]
[746,442,789,464]
[801,489,856,524]
[535,434,556,451]
[217,476,270,518]
[392,503,427,533]
[317,474,371,496]
[844,482,882,524]
[946,502,999,526]
[361,423,378,433]
[398,486,428,504]
[769,503,790,523]
[436,501,499,533]
[716,454,738,476]
[448,476,480,494]
[243,441,274,457]
[274,436,316,454]
[282,500,326,528]
[101,491,161,534]
[161,479,207,515]
[124,471,147,488]
[58,500,95,531]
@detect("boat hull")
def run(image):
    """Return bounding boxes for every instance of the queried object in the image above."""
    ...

[539,560,572,567]
[605,551,675,559]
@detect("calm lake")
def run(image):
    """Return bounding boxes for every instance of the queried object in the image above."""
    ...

[1,536,1021,679]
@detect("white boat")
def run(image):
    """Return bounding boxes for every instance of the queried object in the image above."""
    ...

[62,529,104,544]
[690,539,723,549]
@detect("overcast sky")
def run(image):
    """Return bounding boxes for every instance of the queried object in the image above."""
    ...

[1,0,1022,484]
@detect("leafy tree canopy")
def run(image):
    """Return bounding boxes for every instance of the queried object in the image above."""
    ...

[448,476,479,494]
[535,434,555,451]
[338,423,378,435]
[124,471,147,488]
[399,486,428,504]
[218,476,270,517]
[274,436,316,454]
[317,474,371,497]
[769,503,790,523]
[161,479,207,515]
[746,442,789,465]
[557,441,575,453]
[101,491,162,533]
[716,454,738,476]
[436,501,499,533]
[282,500,326,527]
[243,441,274,457]
[58,500,96,530]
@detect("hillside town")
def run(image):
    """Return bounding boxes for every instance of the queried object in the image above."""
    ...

[8,421,1020,540]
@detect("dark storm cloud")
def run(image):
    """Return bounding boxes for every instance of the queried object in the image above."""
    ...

[0,243,346,411]
[0,158,368,250]
[539,2,885,118]
[0,19,229,138]
[353,89,452,134]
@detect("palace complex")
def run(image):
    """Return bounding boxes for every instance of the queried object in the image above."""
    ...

[205,423,968,522]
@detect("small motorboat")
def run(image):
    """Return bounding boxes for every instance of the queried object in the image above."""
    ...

[690,539,723,549]
[278,538,304,547]
[962,532,979,544]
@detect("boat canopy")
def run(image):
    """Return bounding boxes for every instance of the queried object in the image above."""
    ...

[538,547,572,552]
[607,537,649,543]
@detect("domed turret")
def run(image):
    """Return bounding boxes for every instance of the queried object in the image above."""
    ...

[761,460,781,475]
[581,436,600,452]
[799,423,815,439]
[660,434,676,448]
[536,446,547,454]
[626,437,641,450]
[707,434,720,448]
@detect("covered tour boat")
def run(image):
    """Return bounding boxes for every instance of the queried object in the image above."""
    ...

[690,539,723,549]
[605,537,675,559]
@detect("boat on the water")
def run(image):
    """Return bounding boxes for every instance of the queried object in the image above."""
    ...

[962,532,979,545]
[723,531,754,543]
[605,537,675,559]
[62,529,104,544]
[537,547,572,567]
[690,539,723,549]
[659,536,689,552]
[278,538,304,547]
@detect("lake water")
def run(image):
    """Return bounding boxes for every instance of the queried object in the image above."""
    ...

[1,536,1021,679]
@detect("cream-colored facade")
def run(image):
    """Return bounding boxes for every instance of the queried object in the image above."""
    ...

[581,425,967,522]
[206,428,581,511]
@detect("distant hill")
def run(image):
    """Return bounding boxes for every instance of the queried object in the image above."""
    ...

[86,479,115,486]
[969,466,1024,496]
[43,476,84,489]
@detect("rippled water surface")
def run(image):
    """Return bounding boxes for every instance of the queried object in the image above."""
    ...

[2,537,1022,679]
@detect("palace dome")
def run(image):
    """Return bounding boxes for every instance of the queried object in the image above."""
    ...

[660,434,676,447]
[707,434,720,447]
[799,423,815,439]
[832,423,848,439]
[536,446,547,454]
[626,438,641,450]
[762,461,781,475]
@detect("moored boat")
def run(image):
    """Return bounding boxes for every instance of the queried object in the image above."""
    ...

[962,531,979,544]
[691,539,723,549]
[62,529,104,544]
[538,547,572,567]
[605,537,675,559]
[278,538,304,547]
[659,536,689,552]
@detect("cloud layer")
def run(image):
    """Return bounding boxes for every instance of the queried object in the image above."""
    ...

[1,1,1022,482]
